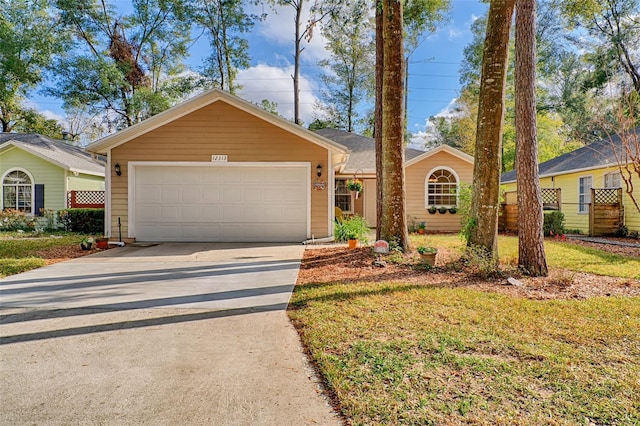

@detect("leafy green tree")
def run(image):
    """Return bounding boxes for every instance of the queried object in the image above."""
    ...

[10,107,65,138]
[187,0,261,94]
[559,0,640,94]
[50,0,192,129]
[0,0,71,131]
[315,0,374,132]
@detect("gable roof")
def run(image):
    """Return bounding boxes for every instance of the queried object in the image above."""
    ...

[0,133,105,176]
[501,127,640,183]
[314,128,425,174]
[86,88,350,157]
[404,144,474,167]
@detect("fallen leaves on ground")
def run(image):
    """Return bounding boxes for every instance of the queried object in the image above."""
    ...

[298,245,640,300]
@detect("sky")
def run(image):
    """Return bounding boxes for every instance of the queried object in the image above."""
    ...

[29,0,488,147]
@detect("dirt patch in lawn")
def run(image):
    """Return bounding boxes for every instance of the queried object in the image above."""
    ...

[297,244,640,300]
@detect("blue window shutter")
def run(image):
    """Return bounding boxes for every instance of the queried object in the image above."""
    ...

[35,184,45,216]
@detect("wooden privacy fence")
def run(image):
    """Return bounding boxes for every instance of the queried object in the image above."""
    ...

[67,190,105,208]
[499,188,561,233]
[589,188,623,236]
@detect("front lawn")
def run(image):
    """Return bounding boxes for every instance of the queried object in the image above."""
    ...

[0,233,90,277]
[291,286,640,425]
[290,235,640,424]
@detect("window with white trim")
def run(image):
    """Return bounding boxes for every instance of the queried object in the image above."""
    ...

[426,168,458,207]
[335,179,352,213]
[604,172,621,189]
[2,170,33,214]
[578,175,592,214]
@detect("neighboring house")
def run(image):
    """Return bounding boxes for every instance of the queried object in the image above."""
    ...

[86,89,350,243]
[316,128,474,232]
[501,128,639,235]
[1,133,105,215]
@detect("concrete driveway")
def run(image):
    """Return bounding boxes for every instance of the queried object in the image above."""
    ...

[0,243,340,425]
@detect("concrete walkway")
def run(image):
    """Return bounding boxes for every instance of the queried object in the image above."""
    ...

[0,243,341,425]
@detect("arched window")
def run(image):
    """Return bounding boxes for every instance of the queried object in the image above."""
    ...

[2,169,34,214]
[425,168,458,207]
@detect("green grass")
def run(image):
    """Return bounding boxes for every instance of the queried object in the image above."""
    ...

[412,234,640,278]
[289,281,640,425]
[0,233,87,277]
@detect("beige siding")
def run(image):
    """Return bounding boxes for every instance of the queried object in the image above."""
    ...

[110,102,330,239]
[406,152,474,232]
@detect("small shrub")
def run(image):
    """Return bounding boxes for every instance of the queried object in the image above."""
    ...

[39,208,59,231]
[565,228,583,235]
[460,217,477,244]
[57,208,104,234]
[462,244,501,278]
[0,209,36,231]
[335,215,369,242]
[407,216,419,233]
[543,211,565,236]
[615,224,629,237]
[629,230,639,239]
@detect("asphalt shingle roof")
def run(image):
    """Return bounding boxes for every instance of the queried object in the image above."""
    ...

[0,133,105,175]
[500,127,639,183]
[315,128,424,173]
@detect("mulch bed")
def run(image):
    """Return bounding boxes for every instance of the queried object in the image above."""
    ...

[298,242,640,300]
[35,244,112,265]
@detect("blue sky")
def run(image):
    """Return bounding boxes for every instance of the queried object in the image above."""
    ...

[29,0,487,143]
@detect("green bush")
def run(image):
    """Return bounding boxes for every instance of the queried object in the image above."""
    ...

[57,209,105,234]
[335,215,369,242]
[0,209,36,231]
[543,211,565,236]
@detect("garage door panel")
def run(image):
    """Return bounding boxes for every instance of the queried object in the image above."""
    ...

[134,165,308,242]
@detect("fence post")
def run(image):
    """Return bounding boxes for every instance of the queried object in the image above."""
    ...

[589,188,595,236]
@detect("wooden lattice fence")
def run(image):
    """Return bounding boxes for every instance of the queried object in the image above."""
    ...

[499,189,561,232]
[589,188,623,236]
[67,190,105,208]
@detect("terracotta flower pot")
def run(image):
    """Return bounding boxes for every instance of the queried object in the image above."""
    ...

[420,252,437,266]
[96,238,108,249]
[348,239,358,249]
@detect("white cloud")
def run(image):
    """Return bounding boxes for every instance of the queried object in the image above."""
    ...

[237,64,319,124]
[252,3,330,64]
[448,27,464,40]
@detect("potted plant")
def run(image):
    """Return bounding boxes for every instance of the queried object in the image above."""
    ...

[438,206,448,214]
[448,206,458,214]
[80,236,94,250]
[347,179,363,198]
[95,236,109,249]
[346,230,359,249]
[418,221,426,234]
[417,245,437,266]
[428,206,437,214]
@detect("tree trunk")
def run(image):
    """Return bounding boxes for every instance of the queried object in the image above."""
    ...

[516,0,548,276]
[293,1,303,125]
[468,0,515,261]
[375,1,384,240]
[379,0,409,251]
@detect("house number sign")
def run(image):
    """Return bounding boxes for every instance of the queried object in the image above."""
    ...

[211,155,228,162]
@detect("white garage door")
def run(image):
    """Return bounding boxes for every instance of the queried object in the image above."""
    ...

[132,164,309,242]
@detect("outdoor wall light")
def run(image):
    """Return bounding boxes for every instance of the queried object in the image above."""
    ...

[114,163,122,176]
[316,164,322,177]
